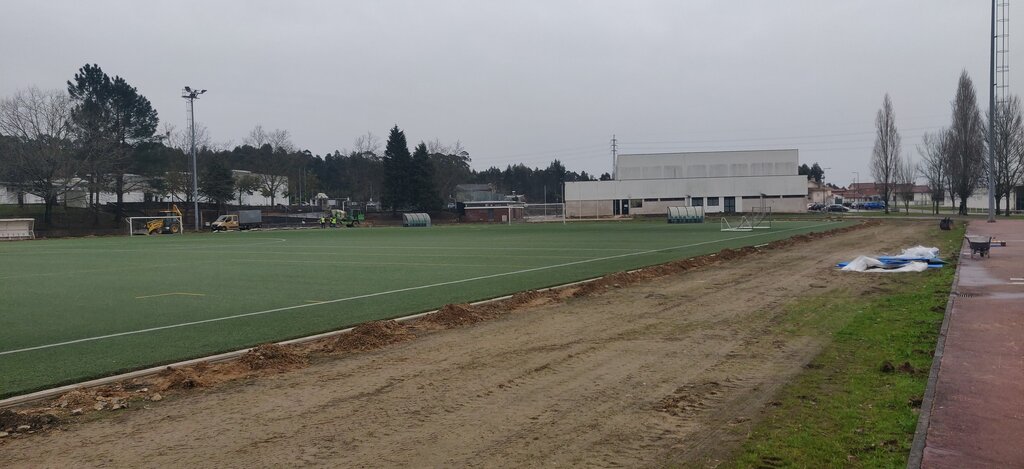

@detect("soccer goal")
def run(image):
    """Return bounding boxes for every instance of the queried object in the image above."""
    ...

[0,218,35,240]
[127,216,184,236]
[520,203,566,223]
[750,206,772,229]
[720,216,753,232]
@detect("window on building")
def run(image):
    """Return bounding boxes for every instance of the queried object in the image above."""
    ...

[630,199,643,208]
[691,197,703,207]
[707,197,719,206]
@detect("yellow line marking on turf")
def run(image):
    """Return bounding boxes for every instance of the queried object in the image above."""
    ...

[135,292,207,299]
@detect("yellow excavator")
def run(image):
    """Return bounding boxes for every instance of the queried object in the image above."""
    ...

[147,204,183,235]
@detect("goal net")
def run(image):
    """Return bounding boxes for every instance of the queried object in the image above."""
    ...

[520,203,566,223]
[0,218,35,240]
[127,216,184,236]
[750,206,772,229]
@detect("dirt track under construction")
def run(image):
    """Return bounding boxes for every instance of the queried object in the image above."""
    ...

[0,221,930,467]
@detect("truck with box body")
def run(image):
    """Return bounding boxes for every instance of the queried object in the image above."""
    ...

[211,210,263,231]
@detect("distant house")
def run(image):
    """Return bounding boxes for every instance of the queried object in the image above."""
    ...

[455,184,497,203]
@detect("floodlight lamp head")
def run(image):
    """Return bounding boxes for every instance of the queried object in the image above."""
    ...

[200,89,207,94]
[184,86,191,92]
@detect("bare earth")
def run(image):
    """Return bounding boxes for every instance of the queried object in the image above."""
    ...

[1,222,929,468]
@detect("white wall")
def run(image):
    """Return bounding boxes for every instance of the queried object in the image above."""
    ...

[565,175,807,202]
[616,149,799,180]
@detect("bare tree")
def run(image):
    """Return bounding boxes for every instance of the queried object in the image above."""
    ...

[0,87,81,224]
[945,71,987,215]
[896,155,917,213]
[917,130,948,214]
[352,131,381,156]
[991,95,1024,215]
[244,124,294,153]
[871,93,902,213]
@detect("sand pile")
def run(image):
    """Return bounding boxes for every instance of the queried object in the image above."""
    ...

[240,343,308,371]
[329,320,415,352]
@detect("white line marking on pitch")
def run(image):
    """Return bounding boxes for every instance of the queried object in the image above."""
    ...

[135,292,207,299]
[0,222,838,356]
[1011,277,1024,281]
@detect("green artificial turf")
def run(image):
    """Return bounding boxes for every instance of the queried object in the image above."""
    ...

[0,219,849,398]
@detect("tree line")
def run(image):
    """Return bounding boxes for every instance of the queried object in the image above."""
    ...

[0,63,597,225]
[873,70,1024,215]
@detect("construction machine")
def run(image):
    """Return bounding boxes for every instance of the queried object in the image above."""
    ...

[147,205,184,235]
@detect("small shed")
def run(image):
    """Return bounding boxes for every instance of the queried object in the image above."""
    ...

[402,213,431,227]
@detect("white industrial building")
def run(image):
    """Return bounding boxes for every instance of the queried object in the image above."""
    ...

[564,149,808,217]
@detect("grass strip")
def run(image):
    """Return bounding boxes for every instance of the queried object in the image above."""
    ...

[727,226,962,468]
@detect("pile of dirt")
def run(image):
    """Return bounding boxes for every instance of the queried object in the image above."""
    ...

[420,304,493,327]
[153,366,208,391]
[329,320,415,352]
[239,343,308,371]
[0,409,59,431]
[52,390,94,410]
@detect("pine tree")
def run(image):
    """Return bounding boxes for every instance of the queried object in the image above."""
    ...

[382,125,412,212]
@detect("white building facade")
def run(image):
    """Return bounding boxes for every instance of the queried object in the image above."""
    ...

[564,149,808,217]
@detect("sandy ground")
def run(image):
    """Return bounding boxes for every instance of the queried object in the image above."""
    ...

[0,221,930,468]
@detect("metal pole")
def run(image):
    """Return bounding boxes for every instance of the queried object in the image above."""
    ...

[988,0,997,222]
[190,97,199,231]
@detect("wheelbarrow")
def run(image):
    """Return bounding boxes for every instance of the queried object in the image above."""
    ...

[966,236,992,259]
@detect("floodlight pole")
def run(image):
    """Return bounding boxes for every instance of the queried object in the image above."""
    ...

[182,87,207,231]
[988,0,997,223]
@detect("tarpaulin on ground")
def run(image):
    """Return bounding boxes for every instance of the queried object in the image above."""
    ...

[837,246,945,273]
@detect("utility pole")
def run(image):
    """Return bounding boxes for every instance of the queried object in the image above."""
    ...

[611,134,618,180]
[182,86,207,231]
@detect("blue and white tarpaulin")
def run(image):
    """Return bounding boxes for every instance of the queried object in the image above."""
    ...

[837,246,945,273]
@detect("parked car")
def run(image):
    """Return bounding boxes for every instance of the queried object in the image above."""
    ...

[825,204,849,212]
[807,202,825,211]
[862,201,886,210]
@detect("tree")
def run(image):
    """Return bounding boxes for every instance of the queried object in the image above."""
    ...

[991,95,1024,215]
[411,142,441,210]
[381,125,412,212]
[809,162,825,184]
[918,130,948,214]
[200,158,235,209]
[0,87,80,225]
[871,93,902,214]
[244,124,294,152]
[798,163,811,179]
[945,71,987,215]
[234,174,260,206]
[67,64,159,221]
[896,156,917,213]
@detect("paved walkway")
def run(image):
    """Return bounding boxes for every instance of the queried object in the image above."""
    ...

[916,220,1024,468]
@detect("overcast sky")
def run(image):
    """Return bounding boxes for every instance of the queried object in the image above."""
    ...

[0,1,1007,186]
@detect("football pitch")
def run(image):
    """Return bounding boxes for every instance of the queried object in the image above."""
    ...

[0,219,850,398]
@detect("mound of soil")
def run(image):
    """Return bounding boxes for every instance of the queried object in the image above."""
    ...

[0,409,59,431]
[239,344,308,371]
[421,304,493,327]
[52,390,95,409]
[329,320,415,352]
[154,366,207,391]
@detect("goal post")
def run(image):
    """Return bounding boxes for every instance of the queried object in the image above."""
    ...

[0,218,35,240]
[519,203,566,224]
[127,216,184,236]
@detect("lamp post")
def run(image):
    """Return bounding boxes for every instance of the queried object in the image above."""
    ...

[181,86,207,231]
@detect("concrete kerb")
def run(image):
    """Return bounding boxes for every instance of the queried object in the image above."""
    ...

[906,237,966,469]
